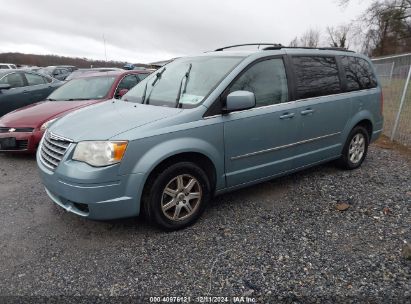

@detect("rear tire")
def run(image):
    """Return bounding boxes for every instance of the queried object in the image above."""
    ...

[338,125,369,170]
[142,162,211,230]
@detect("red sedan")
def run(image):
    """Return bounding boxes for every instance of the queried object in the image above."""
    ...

[0,70,150,153]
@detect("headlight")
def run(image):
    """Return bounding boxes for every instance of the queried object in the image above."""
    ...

[73,141,128,167]
[40,118,57,131]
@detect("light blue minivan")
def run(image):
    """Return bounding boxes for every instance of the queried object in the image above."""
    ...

[37,44,383,230]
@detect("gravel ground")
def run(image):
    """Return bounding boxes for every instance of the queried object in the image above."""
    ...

[0,145,410,303]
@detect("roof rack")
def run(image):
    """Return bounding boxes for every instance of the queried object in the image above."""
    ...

[215,43,283,51]
[263,46,354,52]
[214,43,354,53]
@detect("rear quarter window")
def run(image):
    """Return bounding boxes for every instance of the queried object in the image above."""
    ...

[341,56,378,91]
[292,56,341,99]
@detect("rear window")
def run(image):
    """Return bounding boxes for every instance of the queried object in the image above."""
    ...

[341,56,378,91]
[292,56,341,99]
[48,76,116,101]
[25,73,46,85]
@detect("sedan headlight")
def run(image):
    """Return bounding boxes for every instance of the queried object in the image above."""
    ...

[73,141,128,167]
[40,118,57,131]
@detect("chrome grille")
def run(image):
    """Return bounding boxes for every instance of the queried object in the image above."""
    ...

[40,132,72,170]
[0,127,34,133]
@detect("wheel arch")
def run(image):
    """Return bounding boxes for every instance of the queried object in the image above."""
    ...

[143,151,218,195]
[341,111,374,149]
[355,119,373,139]
[130,137,224,205]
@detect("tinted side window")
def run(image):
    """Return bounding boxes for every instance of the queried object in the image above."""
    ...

[1,73,25,88]
[25,73,46,85]
[292,56,341,99]
[229,58,288,107]
[341,56,378,91]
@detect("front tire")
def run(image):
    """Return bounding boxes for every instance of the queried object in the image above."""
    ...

[338,125,369,170]
[143,162,211,230]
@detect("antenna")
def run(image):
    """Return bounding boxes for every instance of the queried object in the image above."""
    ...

[103,34,108,66]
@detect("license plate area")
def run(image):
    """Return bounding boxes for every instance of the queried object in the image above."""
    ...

[0,137,17,150]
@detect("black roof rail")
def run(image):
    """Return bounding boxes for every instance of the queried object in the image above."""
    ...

[215,43,283,51]
[317,47,354,52]
[262,46,355,52]
[213,44,355,53]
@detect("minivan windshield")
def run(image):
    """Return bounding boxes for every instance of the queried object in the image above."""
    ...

[46,76,116,101]
[123,56,244,108]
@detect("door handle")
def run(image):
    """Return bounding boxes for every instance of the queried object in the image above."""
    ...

[280,113,295,120]
[22,90,28,94]
[301,109,315,116]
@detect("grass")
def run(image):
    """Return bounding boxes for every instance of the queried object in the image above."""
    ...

[375,135,411,162]
[380,78,411,147]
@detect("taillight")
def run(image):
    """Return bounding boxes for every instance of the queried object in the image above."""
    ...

[380,91,384,115]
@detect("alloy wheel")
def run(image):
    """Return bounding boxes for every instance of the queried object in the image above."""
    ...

[349,133,365,164]
[161,174,202,221]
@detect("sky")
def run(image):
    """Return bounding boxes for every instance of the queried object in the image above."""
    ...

[0,0,372,64]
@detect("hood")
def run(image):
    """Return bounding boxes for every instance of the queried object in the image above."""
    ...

[0,100,101,128]
[49,100,183,141]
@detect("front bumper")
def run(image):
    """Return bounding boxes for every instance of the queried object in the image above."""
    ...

[0,130,43,153]
[37,146,145,220]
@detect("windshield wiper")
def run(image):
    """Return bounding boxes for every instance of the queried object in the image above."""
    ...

[67,98,91,101]
[145,67,166,104]
[175,63,192,108]
[45,98,56,101]
[140,82,148,104]
[152,67,166,86]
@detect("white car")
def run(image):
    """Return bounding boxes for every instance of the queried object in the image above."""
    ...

[0,63,17,69]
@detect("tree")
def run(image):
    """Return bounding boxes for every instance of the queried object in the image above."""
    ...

[364,1,410,55]
[0,52,129,68]
[327,25,351,48]
[289,37,299,47]
[339,0,411,55]
[299,29,321,47]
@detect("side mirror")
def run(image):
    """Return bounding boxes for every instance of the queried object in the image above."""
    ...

[224,91,256,113]
[117,88,129,98]
[53,71,59,76]
[0,84,11,91]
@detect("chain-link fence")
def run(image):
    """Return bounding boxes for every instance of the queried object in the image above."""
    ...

[372,53,411,147]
